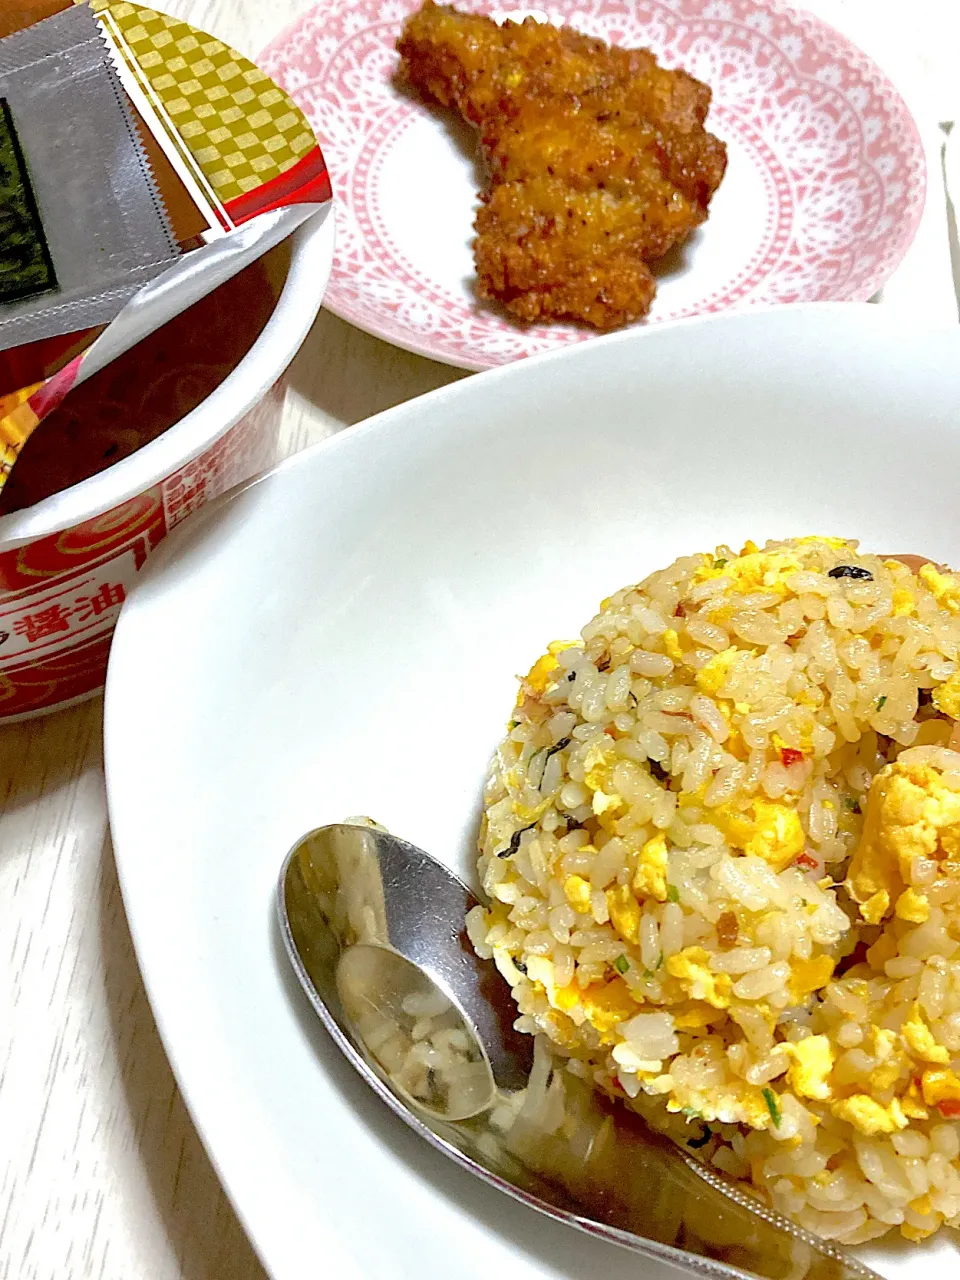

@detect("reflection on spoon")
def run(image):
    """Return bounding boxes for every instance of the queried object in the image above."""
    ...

[336,943,496,1121]
[278,824,883,1280]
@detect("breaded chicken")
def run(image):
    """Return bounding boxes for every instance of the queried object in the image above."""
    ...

[396,2,727,329]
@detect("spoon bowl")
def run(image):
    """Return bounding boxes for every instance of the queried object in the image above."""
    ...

[278,824,885,1280]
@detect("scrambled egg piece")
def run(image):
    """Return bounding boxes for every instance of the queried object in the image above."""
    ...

[531,963,637,1050]
[667,1080,780,1131]
[787,955,835,1004]
[902,1003,950,1064]
[892,587,916,617]
[932,671,960,718]
[868,1033,903,1091]
[895,887,931,923]
[633,832,668,902]
[901,1082,929,1120]
[581,740,627,827]
[672,1001,719,1029]
[666,947,732,1009]
[784,1035,834,1100]
[523,652,558,695]
[512,795,552,823]
[662,628,683,662]
[920,1068,960,1107]
[554,978,638,1042]
[583,740,617,791]
[713,798,806,871]
[831,1094,909,1136]
[563,874,593,915]
[845,757,960,921]
[521,640,580,694]
[695,647,741,696]
[606,884,641,944]
[592,789,624,821]
[920,563,960,614]
[692,550,802,597]
[860,890,890,925]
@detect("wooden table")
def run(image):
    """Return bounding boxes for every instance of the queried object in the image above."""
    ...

[1,2,959,1276]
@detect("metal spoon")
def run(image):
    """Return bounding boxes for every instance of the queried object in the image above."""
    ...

[278,824,884,1280]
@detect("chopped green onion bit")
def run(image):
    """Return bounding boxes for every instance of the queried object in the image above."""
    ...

[762,1088,782,1127]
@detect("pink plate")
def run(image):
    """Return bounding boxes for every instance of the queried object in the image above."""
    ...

[261,0,926,371]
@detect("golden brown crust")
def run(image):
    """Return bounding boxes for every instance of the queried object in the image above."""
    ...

[396,1,727,329]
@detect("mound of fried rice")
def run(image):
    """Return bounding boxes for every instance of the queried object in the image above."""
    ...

[467,537,960,1245]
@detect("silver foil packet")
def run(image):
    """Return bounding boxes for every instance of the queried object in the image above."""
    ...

[0,5,180,353]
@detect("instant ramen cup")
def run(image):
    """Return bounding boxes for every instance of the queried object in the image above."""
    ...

[0,211,335,720]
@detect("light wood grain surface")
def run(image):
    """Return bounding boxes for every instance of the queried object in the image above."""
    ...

[1,1,958,1277]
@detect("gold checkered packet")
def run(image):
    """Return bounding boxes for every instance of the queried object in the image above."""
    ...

[88,0,329,228]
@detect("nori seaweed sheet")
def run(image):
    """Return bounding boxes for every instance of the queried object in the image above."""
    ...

[0,97,56,304]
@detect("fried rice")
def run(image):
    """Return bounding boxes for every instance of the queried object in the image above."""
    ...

[467,537,960,1245]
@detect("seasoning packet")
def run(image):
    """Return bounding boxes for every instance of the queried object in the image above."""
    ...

[0,5,180,352]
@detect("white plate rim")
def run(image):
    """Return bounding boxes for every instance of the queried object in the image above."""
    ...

[104,300,960,1280]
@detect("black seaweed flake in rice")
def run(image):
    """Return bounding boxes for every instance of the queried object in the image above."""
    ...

[534,737,573,791]
[828,565,873,581]
[544,736,572,763]
[497,823,537,857]
[686,1124,712,1149]
[0,98,57,304]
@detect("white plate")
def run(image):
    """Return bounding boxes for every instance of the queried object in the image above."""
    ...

[106,304,960,1280]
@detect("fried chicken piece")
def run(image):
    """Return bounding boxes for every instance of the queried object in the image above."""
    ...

[396,2,727,329]
[398,4,712,132]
